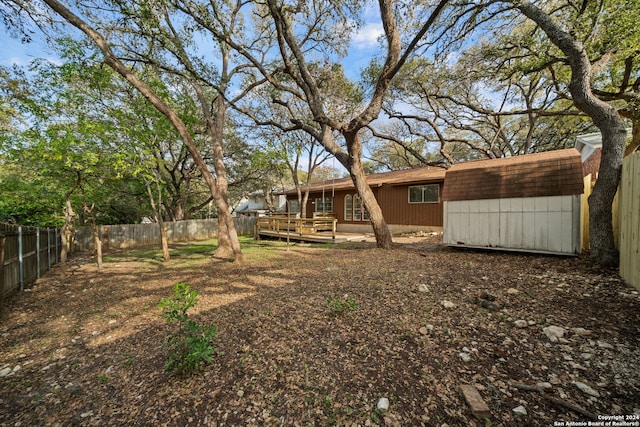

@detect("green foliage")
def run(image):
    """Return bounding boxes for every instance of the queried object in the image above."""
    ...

[158,283,217,375]
[326,295,358,317]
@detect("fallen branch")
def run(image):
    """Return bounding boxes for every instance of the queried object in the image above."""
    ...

[513,383,597,420]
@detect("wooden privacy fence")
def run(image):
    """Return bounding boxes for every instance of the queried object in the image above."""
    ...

[74,217,257,251]
[619,152,640,291]
[0,223,62,299]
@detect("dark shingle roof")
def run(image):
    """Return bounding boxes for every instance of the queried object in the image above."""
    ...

[281,167,447,195]
[441,149,584,201]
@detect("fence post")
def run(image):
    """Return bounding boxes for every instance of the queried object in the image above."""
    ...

[18,226,24,291]
[0,232,5,305]
[36,227,41,278]
[55,228,59,264]
[47,228,51,269]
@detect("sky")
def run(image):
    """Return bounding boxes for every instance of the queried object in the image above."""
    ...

[0,34,55,67]
[0,4,385,81]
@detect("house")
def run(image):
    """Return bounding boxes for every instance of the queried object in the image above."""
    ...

[232,192,286,217]
[574,128,632,177]
[442,149,585,255]
[282,167,447,234]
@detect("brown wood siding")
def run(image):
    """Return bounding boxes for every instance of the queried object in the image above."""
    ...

[292,184,444,227]
[377,183,444,226]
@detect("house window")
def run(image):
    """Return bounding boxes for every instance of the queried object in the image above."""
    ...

[353,195,362,221]
[288,199,300,214]
[408,184,439,203]
[344,195,353,221]
[314,197,333,213]
[344,194,369,221]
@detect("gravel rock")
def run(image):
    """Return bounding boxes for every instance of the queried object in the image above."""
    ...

[574,381,600,397]
[442,300,455,309]
[514,320,528,328]
[542,326,565,342]
[459,352,472,362]
[376,397,390,411]
[572,327,591,336]
[597,341,615,349]
[512,405,527,415]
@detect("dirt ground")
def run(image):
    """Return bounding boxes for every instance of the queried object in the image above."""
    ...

[1,234,639,426]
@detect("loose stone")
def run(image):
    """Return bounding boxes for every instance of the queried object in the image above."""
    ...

[377,397,390,411]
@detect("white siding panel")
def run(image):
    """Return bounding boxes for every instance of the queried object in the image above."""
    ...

[535,197,548,212]
[547,211,563,253]
[534,212,548,249]
[488,212,500,247]
[522,212,536,250]
[499,212,510,247]
[477,199,489,213]
[508,211,523,247]
[548,195,563,212]
[476,212,490,245]
[561,210,574,253]
[523,197,536,212]
[511,198,523,212]
[444,195,581,254]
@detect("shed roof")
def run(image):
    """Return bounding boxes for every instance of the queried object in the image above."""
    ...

[441,148,584,201]
[281,167,446,196]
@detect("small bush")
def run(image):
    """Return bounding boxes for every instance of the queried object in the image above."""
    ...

[158,283,217,375]
[327,294,359,317]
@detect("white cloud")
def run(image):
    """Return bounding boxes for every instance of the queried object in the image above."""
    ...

[351,22,384,49]
[6,56,28,66]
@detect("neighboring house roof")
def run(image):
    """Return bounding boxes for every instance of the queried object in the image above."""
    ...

[575,131,603,162]
[441,148,584,201]
[281,167,447,195]
[575,128,631,162]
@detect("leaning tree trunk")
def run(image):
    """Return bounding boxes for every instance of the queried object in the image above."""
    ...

[517,1,626,267]
[41,0,243,263]
[191,68,244,262]
[60,198,74,268]
[345,131,393,249]
[92,223,103,270]
[146,180,170,262]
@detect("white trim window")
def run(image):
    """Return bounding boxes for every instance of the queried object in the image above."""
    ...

[344,194,369,221]
[314,197,333,213]
[408,184,439,203]
[344,195,353,221]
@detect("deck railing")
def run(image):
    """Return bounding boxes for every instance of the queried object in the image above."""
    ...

[256,215,337,239]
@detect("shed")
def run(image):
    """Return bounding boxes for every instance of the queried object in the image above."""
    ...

[442,149,584,255]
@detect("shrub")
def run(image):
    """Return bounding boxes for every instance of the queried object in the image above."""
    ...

[327,294,359,317]
[158,283,217,375]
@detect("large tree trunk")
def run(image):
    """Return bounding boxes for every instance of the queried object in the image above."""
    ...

[93,223,103,270]
[517,1,626,267]
[59,198,74,267]
[344,131,393,249]
[189,51,244,262]
[42,0,243,263]
[146,180,170,262]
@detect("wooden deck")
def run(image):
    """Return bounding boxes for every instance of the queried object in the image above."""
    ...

[255,216,368,243]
